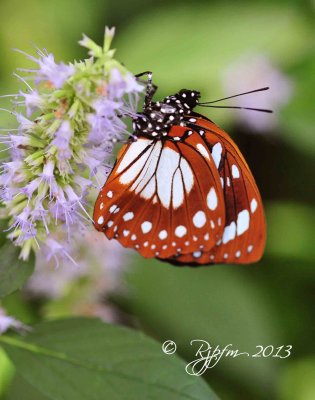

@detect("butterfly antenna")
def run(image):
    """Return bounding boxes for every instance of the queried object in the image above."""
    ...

[199,105,273,113]
[198,87,272,113]
[199,87,270,104]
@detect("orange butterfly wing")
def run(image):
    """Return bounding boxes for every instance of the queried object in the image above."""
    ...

[166,114,266,265]
[93,126,226,260]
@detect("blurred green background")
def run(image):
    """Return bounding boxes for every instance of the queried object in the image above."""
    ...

[0,0,314,399]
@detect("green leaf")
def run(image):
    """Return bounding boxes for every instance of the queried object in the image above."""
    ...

[121,260,282,397]
[281,55,315,156]
[0,318,219,400]
[0,347,14,397]
[0,241,35,298]
[6,374,48,400]
[277,357,315,400]
[266,202,315,263]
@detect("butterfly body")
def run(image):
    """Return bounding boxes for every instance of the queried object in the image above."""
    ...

[93,87,266,266]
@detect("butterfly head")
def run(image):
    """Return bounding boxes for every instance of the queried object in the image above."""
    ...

[177,89,201,109]
[132,89,200,139]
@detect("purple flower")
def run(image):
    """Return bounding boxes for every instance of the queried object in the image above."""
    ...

[31,202,50,234]
[1,28,144,260]
[25,229,130,323]
[0,161,24,201]
[74,176,92,193]
[39,160,58,199]
[1,161,25,184]
[87,113,127,145]
[15,113,34,131]
[35,53,74,88]
[81,147,110,176]
[9,207,37,243]
[93,97,123,117]
[20,90,43,117]
[22,177,41,198]
[48,184,89,240]
[43,238,77,267]
[51,120,73,161]
[9,134,30,147]
[124,71,144,94]
[223,54,293,132]
[108,68,143,98]
[0,307,29,335]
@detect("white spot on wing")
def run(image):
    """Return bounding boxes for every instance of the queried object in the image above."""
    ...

[97,216,104,225]
[207,187,218,210]
[109,204,118,213]
[156,147,180,208]
[132,141,161,198]
[123,212,134,221]
[175,225,187,237]
[211,143,222,168]
[180,158,194,193]
[119,151,149,185]
[123,230,129,237]
[159,230,168,240]
[193,251,202,258]
[193,211,206,228]
[172,169,184,209]
[222,222,236,244]
[196,143,210,160]
[237,210,250,236]
[117,138,152,174]
[232,164,240,178]
[107,191,113,198]
[141,221,152,234]
[251,198,258,213]
[141,176,156,200]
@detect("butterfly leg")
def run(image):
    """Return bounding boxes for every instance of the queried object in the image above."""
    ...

[135,71,158,107]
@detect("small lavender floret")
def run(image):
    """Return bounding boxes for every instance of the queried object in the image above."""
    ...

[223,54,292,132]
[0,307,30,335]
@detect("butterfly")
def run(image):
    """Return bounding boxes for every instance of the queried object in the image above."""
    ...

[93,72,269,266]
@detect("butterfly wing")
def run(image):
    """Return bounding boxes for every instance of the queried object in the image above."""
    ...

[167,114,266,265]
[93,126,226,260]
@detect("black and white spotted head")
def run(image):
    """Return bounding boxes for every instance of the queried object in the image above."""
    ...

[176,89,201,110]
[132,89,201,139]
